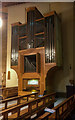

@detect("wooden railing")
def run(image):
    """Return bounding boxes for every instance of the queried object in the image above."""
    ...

[36,94,75,120]
[0,92,56,120]
[55,95,75,120]
[0,92,38,110]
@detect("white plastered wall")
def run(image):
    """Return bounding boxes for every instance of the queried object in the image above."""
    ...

[49,2,73,92]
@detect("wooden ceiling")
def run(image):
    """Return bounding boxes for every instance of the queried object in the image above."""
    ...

[2,2,25,7]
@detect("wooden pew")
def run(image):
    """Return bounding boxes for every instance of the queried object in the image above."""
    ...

[0,88,6,100]
[0,92,56,120]
[0,92,38,110]
[35,94,75,120]
[0,87,18,99]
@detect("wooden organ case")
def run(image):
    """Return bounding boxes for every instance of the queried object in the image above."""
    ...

[11,7,62,94]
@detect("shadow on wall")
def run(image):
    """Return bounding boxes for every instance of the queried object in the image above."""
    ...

[46,66,62,94]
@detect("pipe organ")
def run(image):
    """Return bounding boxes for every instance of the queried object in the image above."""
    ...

[11,7,62,94]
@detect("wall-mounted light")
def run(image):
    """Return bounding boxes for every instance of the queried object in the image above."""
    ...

[0,17,2,28]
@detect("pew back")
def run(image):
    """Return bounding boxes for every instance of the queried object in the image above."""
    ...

[55,95,75,120]
[0,92,38,110]
[0,92,56,120]
[36,94,75,120]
